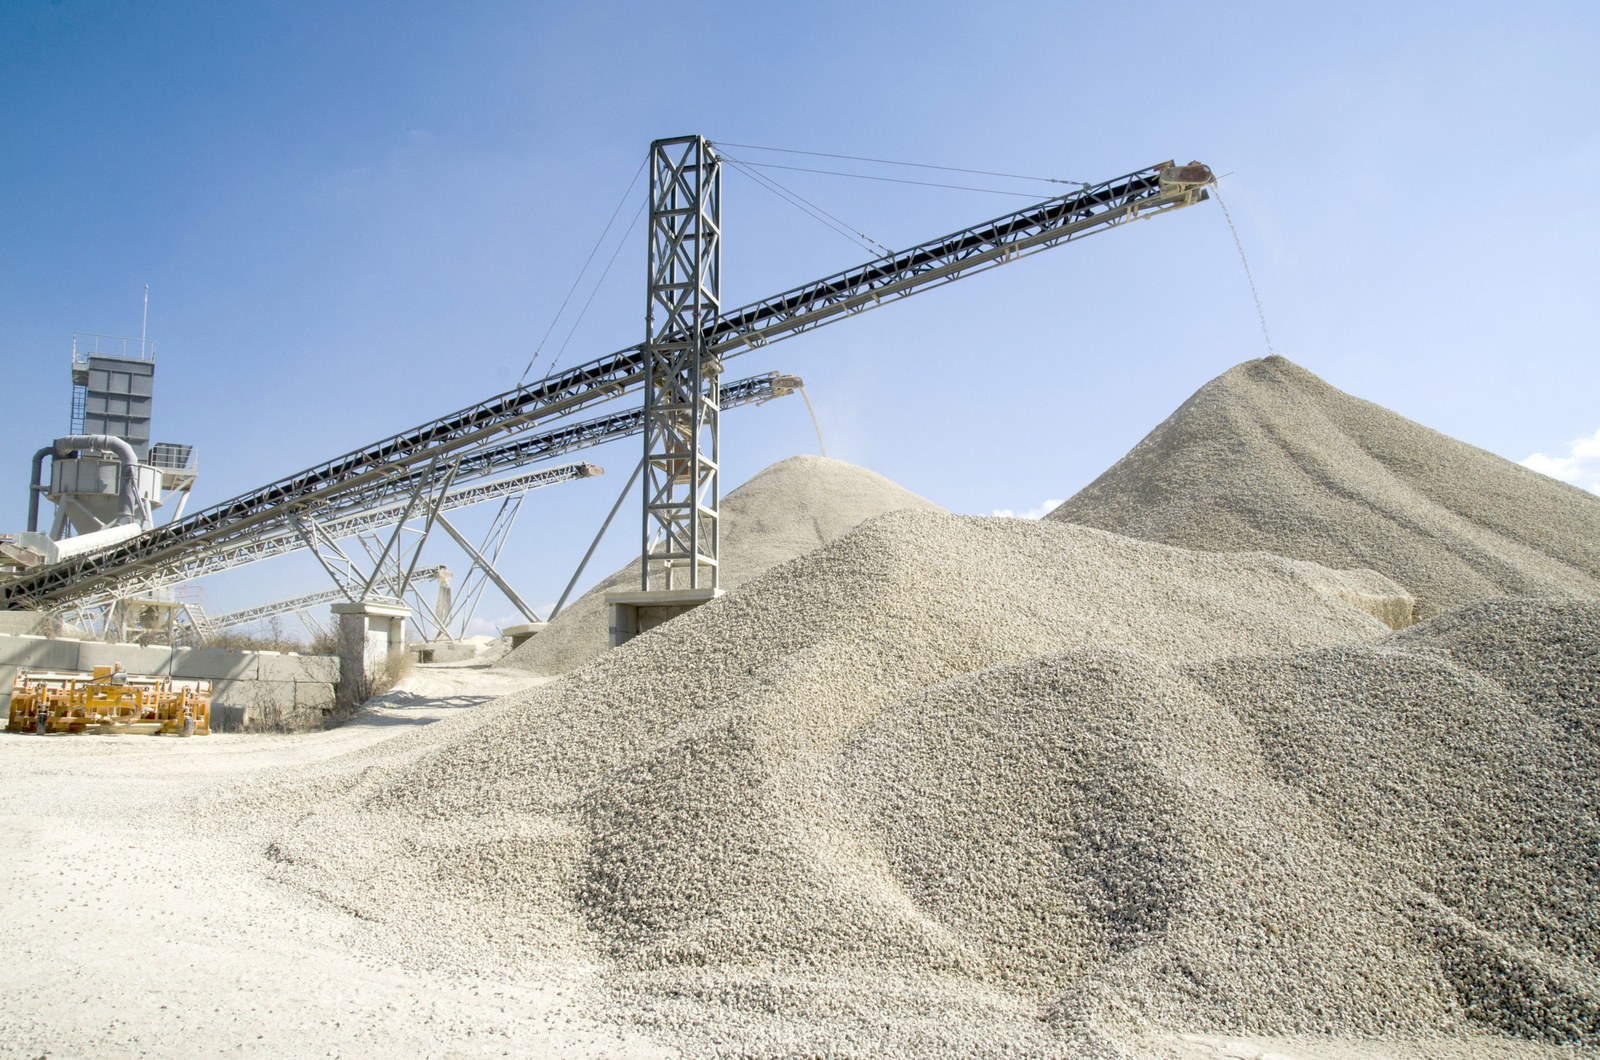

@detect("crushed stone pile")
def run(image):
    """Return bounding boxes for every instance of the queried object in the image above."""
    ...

[231,508,1600,1056]
[503,454,943,676]
[843,598,1599,1048]
[226,362,1600,1056]
[1049,356,1600,618]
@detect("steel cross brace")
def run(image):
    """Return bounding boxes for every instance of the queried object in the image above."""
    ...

[432,495,539,634]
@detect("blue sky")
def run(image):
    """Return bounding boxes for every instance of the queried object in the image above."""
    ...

[3,0,1597,634]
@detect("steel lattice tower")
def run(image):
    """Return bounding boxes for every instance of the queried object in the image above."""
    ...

[640,136,722,591]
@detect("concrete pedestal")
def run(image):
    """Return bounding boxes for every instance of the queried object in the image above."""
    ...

[604,587,723,648]
[331,600,410,706]
[502,621,547,649]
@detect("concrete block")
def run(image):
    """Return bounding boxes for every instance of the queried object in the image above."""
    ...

[77,640,172,675]
[208,678,251,711]
[212,678,313,731]
[294,681,337,714]
[169,647,258,682]
[211,677,280,709]
[210,703,247,732]
[256,652,339,684]
[0,634,82,671]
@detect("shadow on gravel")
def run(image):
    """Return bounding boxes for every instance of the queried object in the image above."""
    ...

[339,692,506,728]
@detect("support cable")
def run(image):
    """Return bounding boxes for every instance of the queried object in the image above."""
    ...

[725,160,1056,198]
[721,153,891,256]
[517,156,648,388]
[545,199,647,377]
[709,140,1090,187]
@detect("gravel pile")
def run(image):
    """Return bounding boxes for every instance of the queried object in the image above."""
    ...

[235,506,1594,1055]
[503,454,943,675]
[227,366,1597,1056]
[842,598,1598,1046]
[1050,356,1600,618]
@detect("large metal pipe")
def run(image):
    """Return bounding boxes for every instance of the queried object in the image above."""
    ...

[41,522,145,562]
[26,446,52,533]
[52,434,151,530]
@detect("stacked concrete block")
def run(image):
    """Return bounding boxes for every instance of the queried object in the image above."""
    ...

[0,634,82,670]
[77,640,174,676]
[255,652,339,683]
[170,647,260,682]
[212,679,294,730]
[1,634,83,706]
[263,652,339,727]
[208,652,340,730]
[294,680,338,716]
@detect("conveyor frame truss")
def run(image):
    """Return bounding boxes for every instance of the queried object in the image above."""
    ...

[210,567,447,635]
[4,154,1211,615]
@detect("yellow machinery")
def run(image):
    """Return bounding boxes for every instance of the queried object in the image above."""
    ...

[6,665,211,736]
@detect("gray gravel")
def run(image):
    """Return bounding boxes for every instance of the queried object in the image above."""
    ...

[235,506,1585,1055]
[1050,356,1600,618]
[503,454,943,676]
[221,362,1597,1057]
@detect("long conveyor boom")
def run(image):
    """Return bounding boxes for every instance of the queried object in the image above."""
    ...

[35,374,799,610]
[4,160,1209,610]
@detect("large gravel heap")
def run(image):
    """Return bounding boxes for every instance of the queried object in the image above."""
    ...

[237,365,1598,1056]
[1050,356,1600,617]
[503,454,943,675]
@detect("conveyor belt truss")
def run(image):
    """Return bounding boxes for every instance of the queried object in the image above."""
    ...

[4,159,1209,612]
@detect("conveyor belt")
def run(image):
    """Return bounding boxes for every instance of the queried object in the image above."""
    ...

[5,161,1206,610]
[49,374,798,609]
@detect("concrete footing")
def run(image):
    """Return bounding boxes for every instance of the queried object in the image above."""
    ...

[411,639,484,664]
[331,601,409,706]
[502,621,546,649]
[604,587,723,648]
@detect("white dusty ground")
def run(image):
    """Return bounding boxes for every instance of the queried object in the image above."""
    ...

[4,661,1573,1060]
[0,664,669,1059]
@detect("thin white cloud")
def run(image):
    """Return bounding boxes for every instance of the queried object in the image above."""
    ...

[991,498,1065,520]
[1523,428,1600,494]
